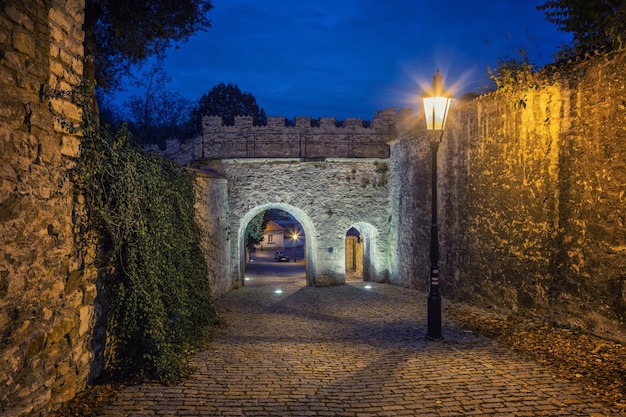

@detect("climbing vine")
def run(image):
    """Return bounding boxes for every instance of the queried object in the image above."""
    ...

[51,83,219,382]
[487,50,539,109]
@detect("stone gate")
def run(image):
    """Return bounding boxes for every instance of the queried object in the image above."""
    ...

[158,109,416,292]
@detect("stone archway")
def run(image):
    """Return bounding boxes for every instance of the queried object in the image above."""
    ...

[237,203,318,287]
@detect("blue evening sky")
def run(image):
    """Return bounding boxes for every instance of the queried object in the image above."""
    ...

[116,0,571,121]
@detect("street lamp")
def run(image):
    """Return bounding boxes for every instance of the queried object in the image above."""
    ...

[422,68,453,340]
[291,232,299,262]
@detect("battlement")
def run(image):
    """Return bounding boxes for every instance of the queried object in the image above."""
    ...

[155,108,419,165]
[196,108,418,161]
[202,107,411,131]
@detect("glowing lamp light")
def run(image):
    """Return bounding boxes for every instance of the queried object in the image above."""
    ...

[274,289,283,294]
[422,68,453,132]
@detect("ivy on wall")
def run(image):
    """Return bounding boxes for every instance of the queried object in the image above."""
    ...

[52,83,219,382]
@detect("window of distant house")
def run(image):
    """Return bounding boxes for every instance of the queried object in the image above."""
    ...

[268,234,274,243]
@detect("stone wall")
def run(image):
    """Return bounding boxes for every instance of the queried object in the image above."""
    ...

[393,49,626,342]
[192,168,232,298]
[200,158,393,288]
[388,115,430,290]
[153,108,404,165]
[0,0,95,415]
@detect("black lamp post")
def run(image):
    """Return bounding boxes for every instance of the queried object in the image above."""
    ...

[422,68,453,340]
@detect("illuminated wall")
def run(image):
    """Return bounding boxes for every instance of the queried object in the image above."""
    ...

[437,49,626,341]
[0,0,96,415]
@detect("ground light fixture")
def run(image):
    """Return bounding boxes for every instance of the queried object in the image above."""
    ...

[422,68,453,340]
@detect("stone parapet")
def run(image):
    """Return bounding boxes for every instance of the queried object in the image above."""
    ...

[156,108,417,165]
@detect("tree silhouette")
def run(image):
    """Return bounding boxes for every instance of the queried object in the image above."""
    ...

[125,61,193,147]
[537,0,626,59]
[190,83,267,134]
[83,0,213,89]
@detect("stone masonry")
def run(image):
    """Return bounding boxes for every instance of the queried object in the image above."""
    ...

[196,157,393,290]
[0,1,96,416]
[155,108,404,166]
[182,51,626,342]
[171,109,411,294]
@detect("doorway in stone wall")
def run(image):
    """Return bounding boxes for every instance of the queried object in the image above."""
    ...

[344,222,380,283]
[345,227,363,281]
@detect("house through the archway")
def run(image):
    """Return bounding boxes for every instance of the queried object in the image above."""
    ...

[238,203,317,286]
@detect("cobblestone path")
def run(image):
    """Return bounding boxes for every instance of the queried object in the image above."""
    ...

[98,274,622,416]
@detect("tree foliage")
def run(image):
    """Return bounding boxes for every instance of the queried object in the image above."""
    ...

[488,49,536,95]
[537,0,626,59]
[245,211,266,250]
[84,0,213,89]
[190,83,267,134]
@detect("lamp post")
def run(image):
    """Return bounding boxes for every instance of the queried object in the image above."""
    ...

[422,68,453,340]
[292,232,299,262]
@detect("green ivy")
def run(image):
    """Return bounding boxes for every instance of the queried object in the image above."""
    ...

[487,49,538,109]
[56,83,219,382]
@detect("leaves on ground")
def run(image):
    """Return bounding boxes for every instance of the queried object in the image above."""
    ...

[448,306,626,412]
[49,384,122,417]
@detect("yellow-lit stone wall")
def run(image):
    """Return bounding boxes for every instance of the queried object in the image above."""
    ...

[0,0,95,415]
[438,49,626,341]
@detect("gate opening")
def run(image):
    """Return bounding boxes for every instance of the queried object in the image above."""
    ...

[345,227,363,281]
[239,203,317,287]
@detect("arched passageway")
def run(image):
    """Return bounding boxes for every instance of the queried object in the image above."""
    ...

[238,203,318,287]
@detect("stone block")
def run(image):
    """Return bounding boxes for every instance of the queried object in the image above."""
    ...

[12,30,35,57]
[268,116,285,127]
[78,306,92,336]
[60,134,80,156]
[25,333,46,360]
[295,116,311,127]
[47,318,75,345]
[49,7,74,34]
[50,58,65,78]
[5,6,34,31]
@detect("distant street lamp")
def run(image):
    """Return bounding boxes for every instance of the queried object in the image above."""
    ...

[291,232,299,262]
[422,68,453,340]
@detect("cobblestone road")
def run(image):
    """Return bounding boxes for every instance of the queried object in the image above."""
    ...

[98,272,623,416]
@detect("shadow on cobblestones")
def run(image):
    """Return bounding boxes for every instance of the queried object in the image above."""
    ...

[59,275,624,417]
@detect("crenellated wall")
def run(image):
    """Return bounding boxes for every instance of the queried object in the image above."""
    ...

[153,108,412,165]
[0,0,95,416]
